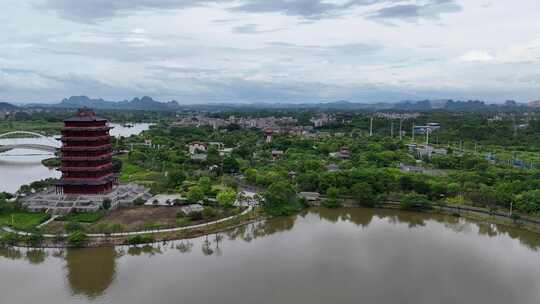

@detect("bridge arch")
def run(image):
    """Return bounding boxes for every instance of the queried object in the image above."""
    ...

[0,131,47,139]
[0,131,60,153]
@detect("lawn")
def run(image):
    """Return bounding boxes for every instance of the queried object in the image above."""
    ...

[58,211,105,223]
[0,212,50,231]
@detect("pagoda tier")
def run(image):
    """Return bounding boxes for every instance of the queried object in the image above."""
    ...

[56,108,116,195]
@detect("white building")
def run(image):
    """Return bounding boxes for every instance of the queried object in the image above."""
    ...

[187,141,207,155]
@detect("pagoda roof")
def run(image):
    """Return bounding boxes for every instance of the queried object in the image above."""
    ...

[64,108,108,122]
[61,135,110,142]
[59,163,113,172]
[64,116,107,122]
[61,126,112,131]
[56,175,115,186]
[61,144,112,151]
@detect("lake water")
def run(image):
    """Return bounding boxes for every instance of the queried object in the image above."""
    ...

[2,208,540,304]
[0,123,152,193]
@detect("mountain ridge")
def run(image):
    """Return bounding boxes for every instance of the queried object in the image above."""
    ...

[18,96,538,111]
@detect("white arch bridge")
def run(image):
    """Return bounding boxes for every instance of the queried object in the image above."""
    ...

[0,131,60,154]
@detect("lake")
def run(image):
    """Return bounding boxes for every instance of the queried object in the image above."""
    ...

[0,123,152,193]
[1,207,540,304]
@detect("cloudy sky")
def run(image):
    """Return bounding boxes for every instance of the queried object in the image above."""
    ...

[1,0,539,104]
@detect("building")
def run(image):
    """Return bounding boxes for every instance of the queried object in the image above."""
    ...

[187,141,207,155]
[325,163,340,172]
[415,145,448,158]
[329,146,351,159]
[414,122,441,135]
[298,192,321,202]
[264,128,273,143]
[56,108,115,195]
[271,149,284,160]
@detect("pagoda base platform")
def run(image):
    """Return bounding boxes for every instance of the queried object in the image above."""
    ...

[20,184,152,215]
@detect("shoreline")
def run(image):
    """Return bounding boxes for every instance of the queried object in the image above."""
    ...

[3,201,540,249]
[1,205,258,248]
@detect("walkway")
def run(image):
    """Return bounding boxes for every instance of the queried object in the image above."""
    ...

[2,206,253,238]
[37,215,59,228]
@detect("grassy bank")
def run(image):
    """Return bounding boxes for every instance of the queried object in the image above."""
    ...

[0,212,50,231]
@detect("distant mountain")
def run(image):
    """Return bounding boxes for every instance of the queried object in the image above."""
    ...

[22,96,533,112]
[0,102,18,111]
[529,100,540,108]
[393,100,432,110]
[57,96,180,111]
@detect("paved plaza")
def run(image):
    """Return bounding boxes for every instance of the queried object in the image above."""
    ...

[20,183,151,215]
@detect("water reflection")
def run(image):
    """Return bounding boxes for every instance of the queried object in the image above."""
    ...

[26,249,48,264]
[1,208,540,303]
[65,247,117,298]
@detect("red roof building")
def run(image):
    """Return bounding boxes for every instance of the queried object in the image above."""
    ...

[56,108,115,194]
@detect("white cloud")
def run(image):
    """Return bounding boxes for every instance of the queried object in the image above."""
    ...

[0,0,539,103]
[460,50,495,62]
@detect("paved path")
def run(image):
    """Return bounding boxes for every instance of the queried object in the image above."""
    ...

[37,215,59,228]
[2,206,253,238]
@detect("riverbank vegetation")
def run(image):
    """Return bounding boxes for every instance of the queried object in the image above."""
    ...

[3,108,540,247]
[0,192,50,231]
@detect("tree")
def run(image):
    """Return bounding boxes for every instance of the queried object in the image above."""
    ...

[323,187,341,208]
[217,188,237,207]
[198,177,212,195]
[245,169,258,184]
[167,170,186,189]
[129,150,147,164]
[297,172,320,191]
[222,156,240,173]
[67,231,88,247]
[187,186,205,204]
[515,190,540,214]
[112,158,123,173]
[262,181,299,215]
[206,146,221,166]
[351,182,377,207]
[102,198,112,210]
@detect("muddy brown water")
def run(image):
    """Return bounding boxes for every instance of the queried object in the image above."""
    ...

[2,207,540,304]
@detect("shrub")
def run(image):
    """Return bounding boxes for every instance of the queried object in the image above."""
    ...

[176,217,191,227]
[217,189,237,208]
[67,231,88,247]
[187,186,205,204]
[189,211,203,221]
[172,199,185,206]
[400,194,432,211]
[26,230,44,247]
[323,187,341,208]
[127,234,154,245]
[133,197,146,206]
[102,198,112,210]
[65,221,85,233]
[0,232,20,246]
[202,206,217,219]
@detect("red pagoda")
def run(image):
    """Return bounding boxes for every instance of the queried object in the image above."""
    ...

[56,108,115,195]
